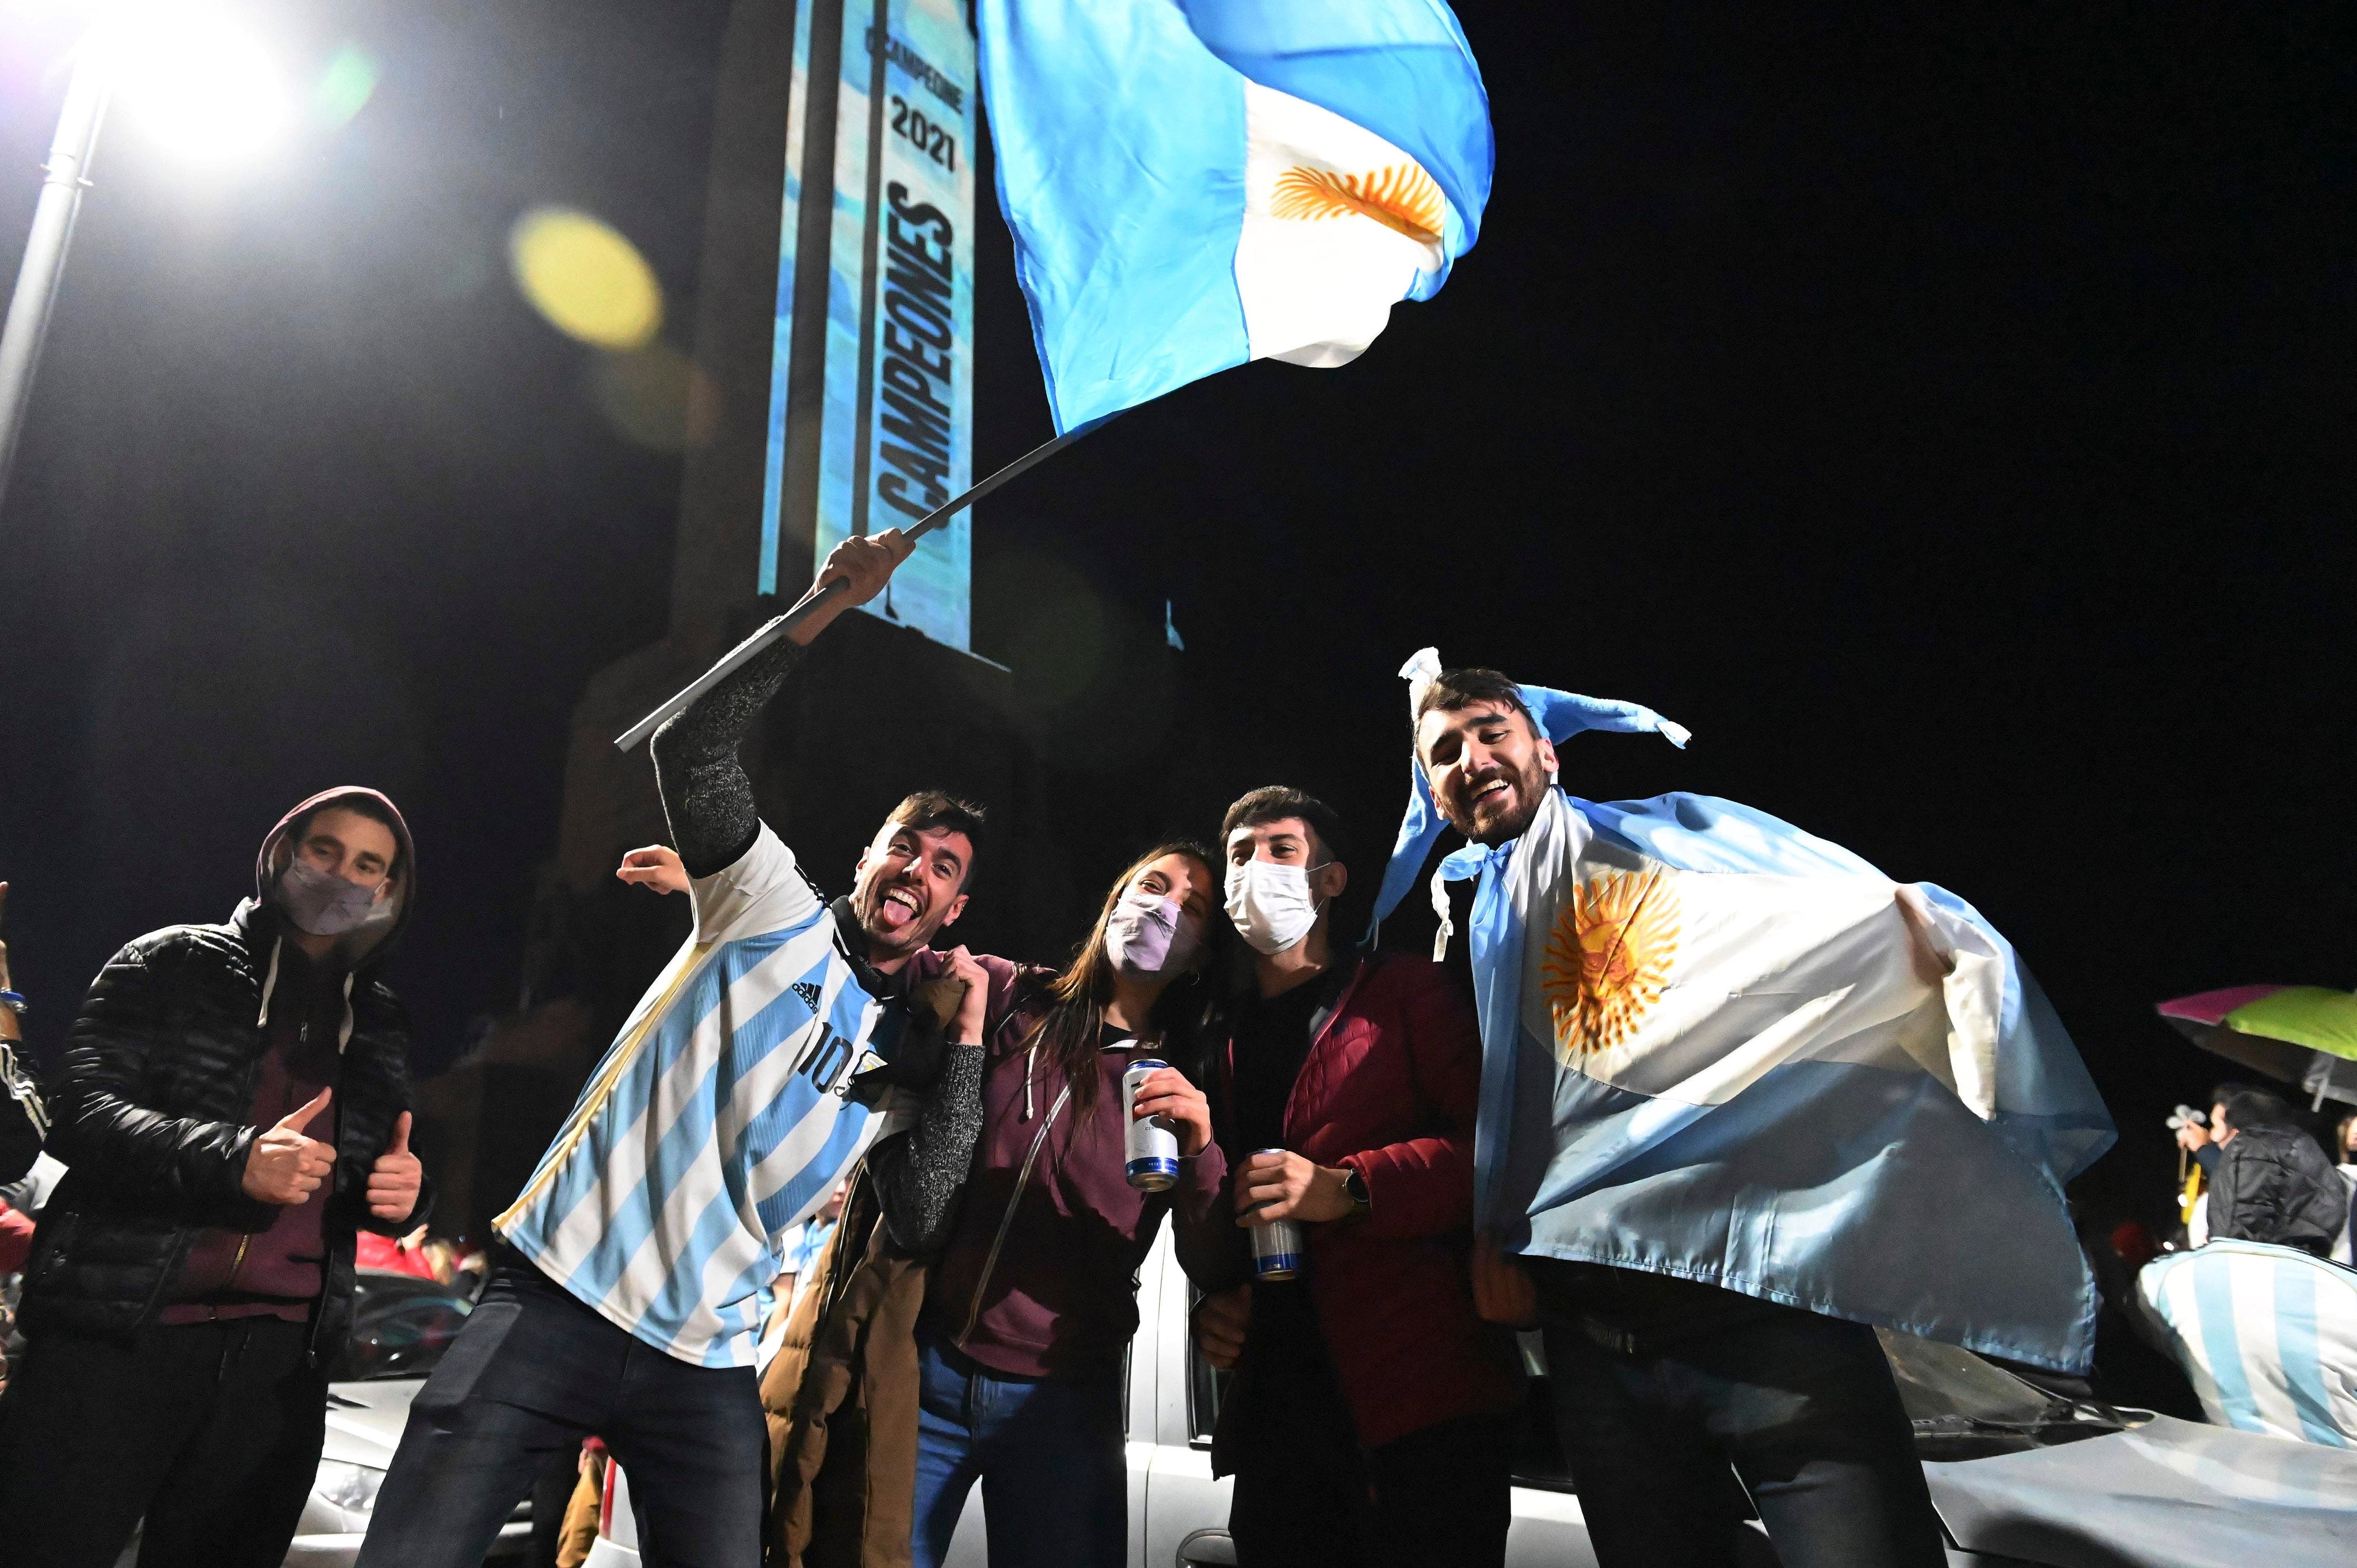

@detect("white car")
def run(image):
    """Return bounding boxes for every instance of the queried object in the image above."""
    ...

[108,1269,536,1568]
[588,1229,2357,1568]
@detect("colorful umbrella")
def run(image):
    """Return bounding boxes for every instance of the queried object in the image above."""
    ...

[2156,985,2357,1108]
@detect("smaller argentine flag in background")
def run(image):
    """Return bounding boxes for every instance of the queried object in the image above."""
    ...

[977,0,1492,432]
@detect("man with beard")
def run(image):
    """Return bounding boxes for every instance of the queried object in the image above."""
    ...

[0,788,427,1568]
[358,531,1019,1568]
[1390,659,2107,1568]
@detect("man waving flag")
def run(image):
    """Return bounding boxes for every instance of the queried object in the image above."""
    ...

[978,0,1493,432]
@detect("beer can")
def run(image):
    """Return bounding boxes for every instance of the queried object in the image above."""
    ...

[1123,1058,1180,1191]
[1246,1148,1307,1280]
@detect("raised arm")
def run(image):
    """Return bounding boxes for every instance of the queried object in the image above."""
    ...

[650,529,915,877]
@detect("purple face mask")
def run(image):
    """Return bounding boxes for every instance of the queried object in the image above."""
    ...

[1105,887,1202,979]
[278,856,392,937]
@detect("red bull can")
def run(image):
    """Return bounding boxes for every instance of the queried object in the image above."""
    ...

[1123,1058,1180,1191]
[1247,1148,1307,1280]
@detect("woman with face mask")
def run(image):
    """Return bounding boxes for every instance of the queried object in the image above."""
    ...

[906,843,1226,1568]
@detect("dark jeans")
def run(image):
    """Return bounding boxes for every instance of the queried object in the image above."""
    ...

[0,1315,326,1568]
[1229,1408,1516,1568]
[355,1260,765,1568]
[1529,1261,1946,1568]
[1224,1285,1512,1568]
[910,1334,1128,1568]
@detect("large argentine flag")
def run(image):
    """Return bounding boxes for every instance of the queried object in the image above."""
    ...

[1376,652,2116,1371]
[977,0,1492,432]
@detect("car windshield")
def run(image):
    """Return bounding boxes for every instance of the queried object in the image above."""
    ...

[1877,1327,2129,1459]
[1877,1327,2064,1425]
[329,1271,475,1382]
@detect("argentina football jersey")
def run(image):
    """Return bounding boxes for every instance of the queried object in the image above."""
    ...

[495,823,914,1366]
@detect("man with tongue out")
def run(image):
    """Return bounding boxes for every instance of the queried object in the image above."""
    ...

[358,529,1020,1568]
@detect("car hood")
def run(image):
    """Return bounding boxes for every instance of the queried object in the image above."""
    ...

[1927,1415,2357,1568]
[322,1378,421,1470]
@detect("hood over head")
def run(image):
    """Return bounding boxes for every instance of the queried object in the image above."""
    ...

[242,786,418,971]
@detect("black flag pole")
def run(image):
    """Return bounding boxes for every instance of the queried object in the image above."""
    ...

[612,421,1101,751]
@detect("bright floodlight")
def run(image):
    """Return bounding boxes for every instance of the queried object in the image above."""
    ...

[102,5,295,166]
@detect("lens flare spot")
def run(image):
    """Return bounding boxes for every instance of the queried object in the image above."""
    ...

[591,345,720,451]
[313,44,380,128]
[508,207,662,350]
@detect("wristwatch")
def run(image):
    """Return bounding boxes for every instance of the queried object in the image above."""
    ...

[1341,1166,1372,1218]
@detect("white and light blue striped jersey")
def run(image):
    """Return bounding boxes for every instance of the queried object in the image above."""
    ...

[2139,1239,2357,1448]
[495,825,911,1367]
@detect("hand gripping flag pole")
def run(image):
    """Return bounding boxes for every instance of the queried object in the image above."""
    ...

[612,423,1097,752]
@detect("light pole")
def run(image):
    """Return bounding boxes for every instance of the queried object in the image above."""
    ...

[0,37,108,513]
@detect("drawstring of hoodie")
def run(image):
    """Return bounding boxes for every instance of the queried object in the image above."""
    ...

[1023,1041,1037,1121]
[253,934,360,1053]
[255,938,284,1027]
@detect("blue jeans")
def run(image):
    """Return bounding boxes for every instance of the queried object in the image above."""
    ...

[910,1334,1127,1568]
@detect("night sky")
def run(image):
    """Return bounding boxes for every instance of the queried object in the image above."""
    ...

[1,3,2347,1229]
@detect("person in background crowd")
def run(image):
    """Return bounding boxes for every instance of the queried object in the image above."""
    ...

[2335,1110,2357,1265]
[781,1178,849,1306]
[356,1222,445,1281]
[554,1437,610,1568]
[2173,1083,2350,1258]
[900,842,1226,1568]
[0,881,40,1310]
[358,531,1014,1568]
[1188,787,1521,1568]
[748,1178,849,1375]
[0,882,47,1186]
[0,789,428,1568]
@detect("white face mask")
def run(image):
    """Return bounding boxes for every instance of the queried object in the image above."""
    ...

[1104,887,1202,979]
[1224,859,1326,956]
[278,855,393,937]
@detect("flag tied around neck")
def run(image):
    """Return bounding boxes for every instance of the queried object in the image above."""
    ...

[1376,648,2116,1372]
[975,0,1493,433]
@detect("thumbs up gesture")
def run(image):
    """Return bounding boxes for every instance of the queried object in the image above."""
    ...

[242,1087,336,1206]
[367,1111,423,1222]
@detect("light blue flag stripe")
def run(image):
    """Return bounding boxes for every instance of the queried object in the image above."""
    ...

[2191,1258,2260,1429]
[977,0,1248,433]
[2271,1265,2346,1447]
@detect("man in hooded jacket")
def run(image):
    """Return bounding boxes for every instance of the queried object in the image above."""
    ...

[0,787,430,1568]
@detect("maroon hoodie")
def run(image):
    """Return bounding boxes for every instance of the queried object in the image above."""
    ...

[162,787,417,1323]
[923,979,1228,1380]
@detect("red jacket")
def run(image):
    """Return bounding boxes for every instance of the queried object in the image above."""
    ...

[1187,952,1522,1449]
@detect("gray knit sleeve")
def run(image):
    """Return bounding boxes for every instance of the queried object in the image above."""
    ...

[649,634,806,879]
[870,1044,987,1256]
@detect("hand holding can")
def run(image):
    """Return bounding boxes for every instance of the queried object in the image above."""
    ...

[1122,1059,1181,1191]
[1241,1149,1307,1280]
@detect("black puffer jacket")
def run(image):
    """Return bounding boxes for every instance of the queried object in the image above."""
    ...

[21,790,428,1361]
[2206,1124,2350,1257]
